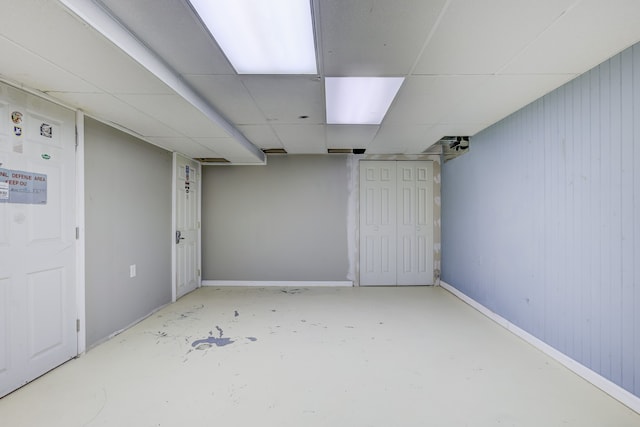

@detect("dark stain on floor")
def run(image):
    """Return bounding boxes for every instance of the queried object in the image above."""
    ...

[190,320,258,352]
[280,288,306,295]
[192,336,235,349]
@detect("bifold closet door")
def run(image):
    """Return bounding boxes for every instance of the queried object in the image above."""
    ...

[359,161,397,286]
[359,161,433,286]
[396,161,434,285]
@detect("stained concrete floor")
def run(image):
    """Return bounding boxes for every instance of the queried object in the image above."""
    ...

[1,286,638,426]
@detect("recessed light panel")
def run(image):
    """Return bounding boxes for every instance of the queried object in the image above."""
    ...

[325,77,404,124]
[190,0,317,74]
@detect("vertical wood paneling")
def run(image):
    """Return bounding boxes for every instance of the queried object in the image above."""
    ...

[579,72,592,368]
[619,47,635,393]
[568,77,581,362]
[589,65,602,374]
[608,54,623,385]
[566,78,579,361]
[599,59,612,381]
[442,43,640,398]
[633,44,640,398]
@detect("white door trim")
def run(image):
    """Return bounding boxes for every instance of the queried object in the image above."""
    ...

[171,152,178,303]
[196,160,202,289]
[75,110,86,355]
[171,153,201,302]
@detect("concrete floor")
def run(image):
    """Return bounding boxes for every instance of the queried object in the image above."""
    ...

[1,286,638,426]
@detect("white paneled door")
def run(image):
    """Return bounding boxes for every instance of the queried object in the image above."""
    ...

[360,161,397,286]
[174,154,200,299]
[0,84,77,397]
[360,161,433,286]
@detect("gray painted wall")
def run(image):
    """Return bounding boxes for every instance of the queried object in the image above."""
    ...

[442,43,640,397]
[85,118,172,347]
[202,155,349,281]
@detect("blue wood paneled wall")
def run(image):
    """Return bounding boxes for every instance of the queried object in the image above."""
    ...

[442,43,640,398]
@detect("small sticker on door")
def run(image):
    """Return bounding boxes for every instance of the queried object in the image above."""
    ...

[185,165,190,194]
[13,126,22,137]
[41,153,51,160]
[11,111,23,124]
[40,123,52,138]
[13,141,23,153]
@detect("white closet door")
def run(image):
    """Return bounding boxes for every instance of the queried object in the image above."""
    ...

[359,161,397,286]
[359,161,434,286]
[397,161,433,285]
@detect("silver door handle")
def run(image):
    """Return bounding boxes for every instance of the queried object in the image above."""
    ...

[176,230,185,244]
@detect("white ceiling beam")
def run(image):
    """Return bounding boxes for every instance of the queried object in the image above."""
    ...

[57,0,266,163]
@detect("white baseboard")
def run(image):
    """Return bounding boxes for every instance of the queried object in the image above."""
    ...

[440,281,640,415]
[202,280,353,287]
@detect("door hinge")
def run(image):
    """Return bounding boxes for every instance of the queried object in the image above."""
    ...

[197,269,201,277]
[76,319,80,332]
[75,227,80,240]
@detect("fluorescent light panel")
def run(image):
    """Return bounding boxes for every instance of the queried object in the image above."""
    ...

[325,77,404,125]
[190,0,317,74]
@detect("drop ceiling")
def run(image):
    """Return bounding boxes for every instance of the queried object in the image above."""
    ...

[1,0,639,164]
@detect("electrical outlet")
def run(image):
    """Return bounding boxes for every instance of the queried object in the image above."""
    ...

[129,264,136,278]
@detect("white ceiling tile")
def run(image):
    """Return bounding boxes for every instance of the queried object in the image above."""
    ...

[145,136,223,159]
[48,92,181,138]
[384,75,488,125]
[99,0,235,75]
[0,0,173,95]
[0,37,98,94]
[241,76,325,124]
[503,0,640,74]
[326,125,379,149]
[320,0,447,76]
[116,94,230,138]
[414,0,576,75]
[272,125,326,154]
[369,125,435,154]
[192,137,266,163]
[185,75,267,125]
[442,74,575,125]
[237,125,282,150]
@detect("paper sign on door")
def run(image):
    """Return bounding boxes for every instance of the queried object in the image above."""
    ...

[0,168,47,204]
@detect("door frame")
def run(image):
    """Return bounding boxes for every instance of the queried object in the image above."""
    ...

[75,110,86,354]
[0,80,86,356]
[357,158,436,287]
[0,82,82,398]
[171,152,202,302]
